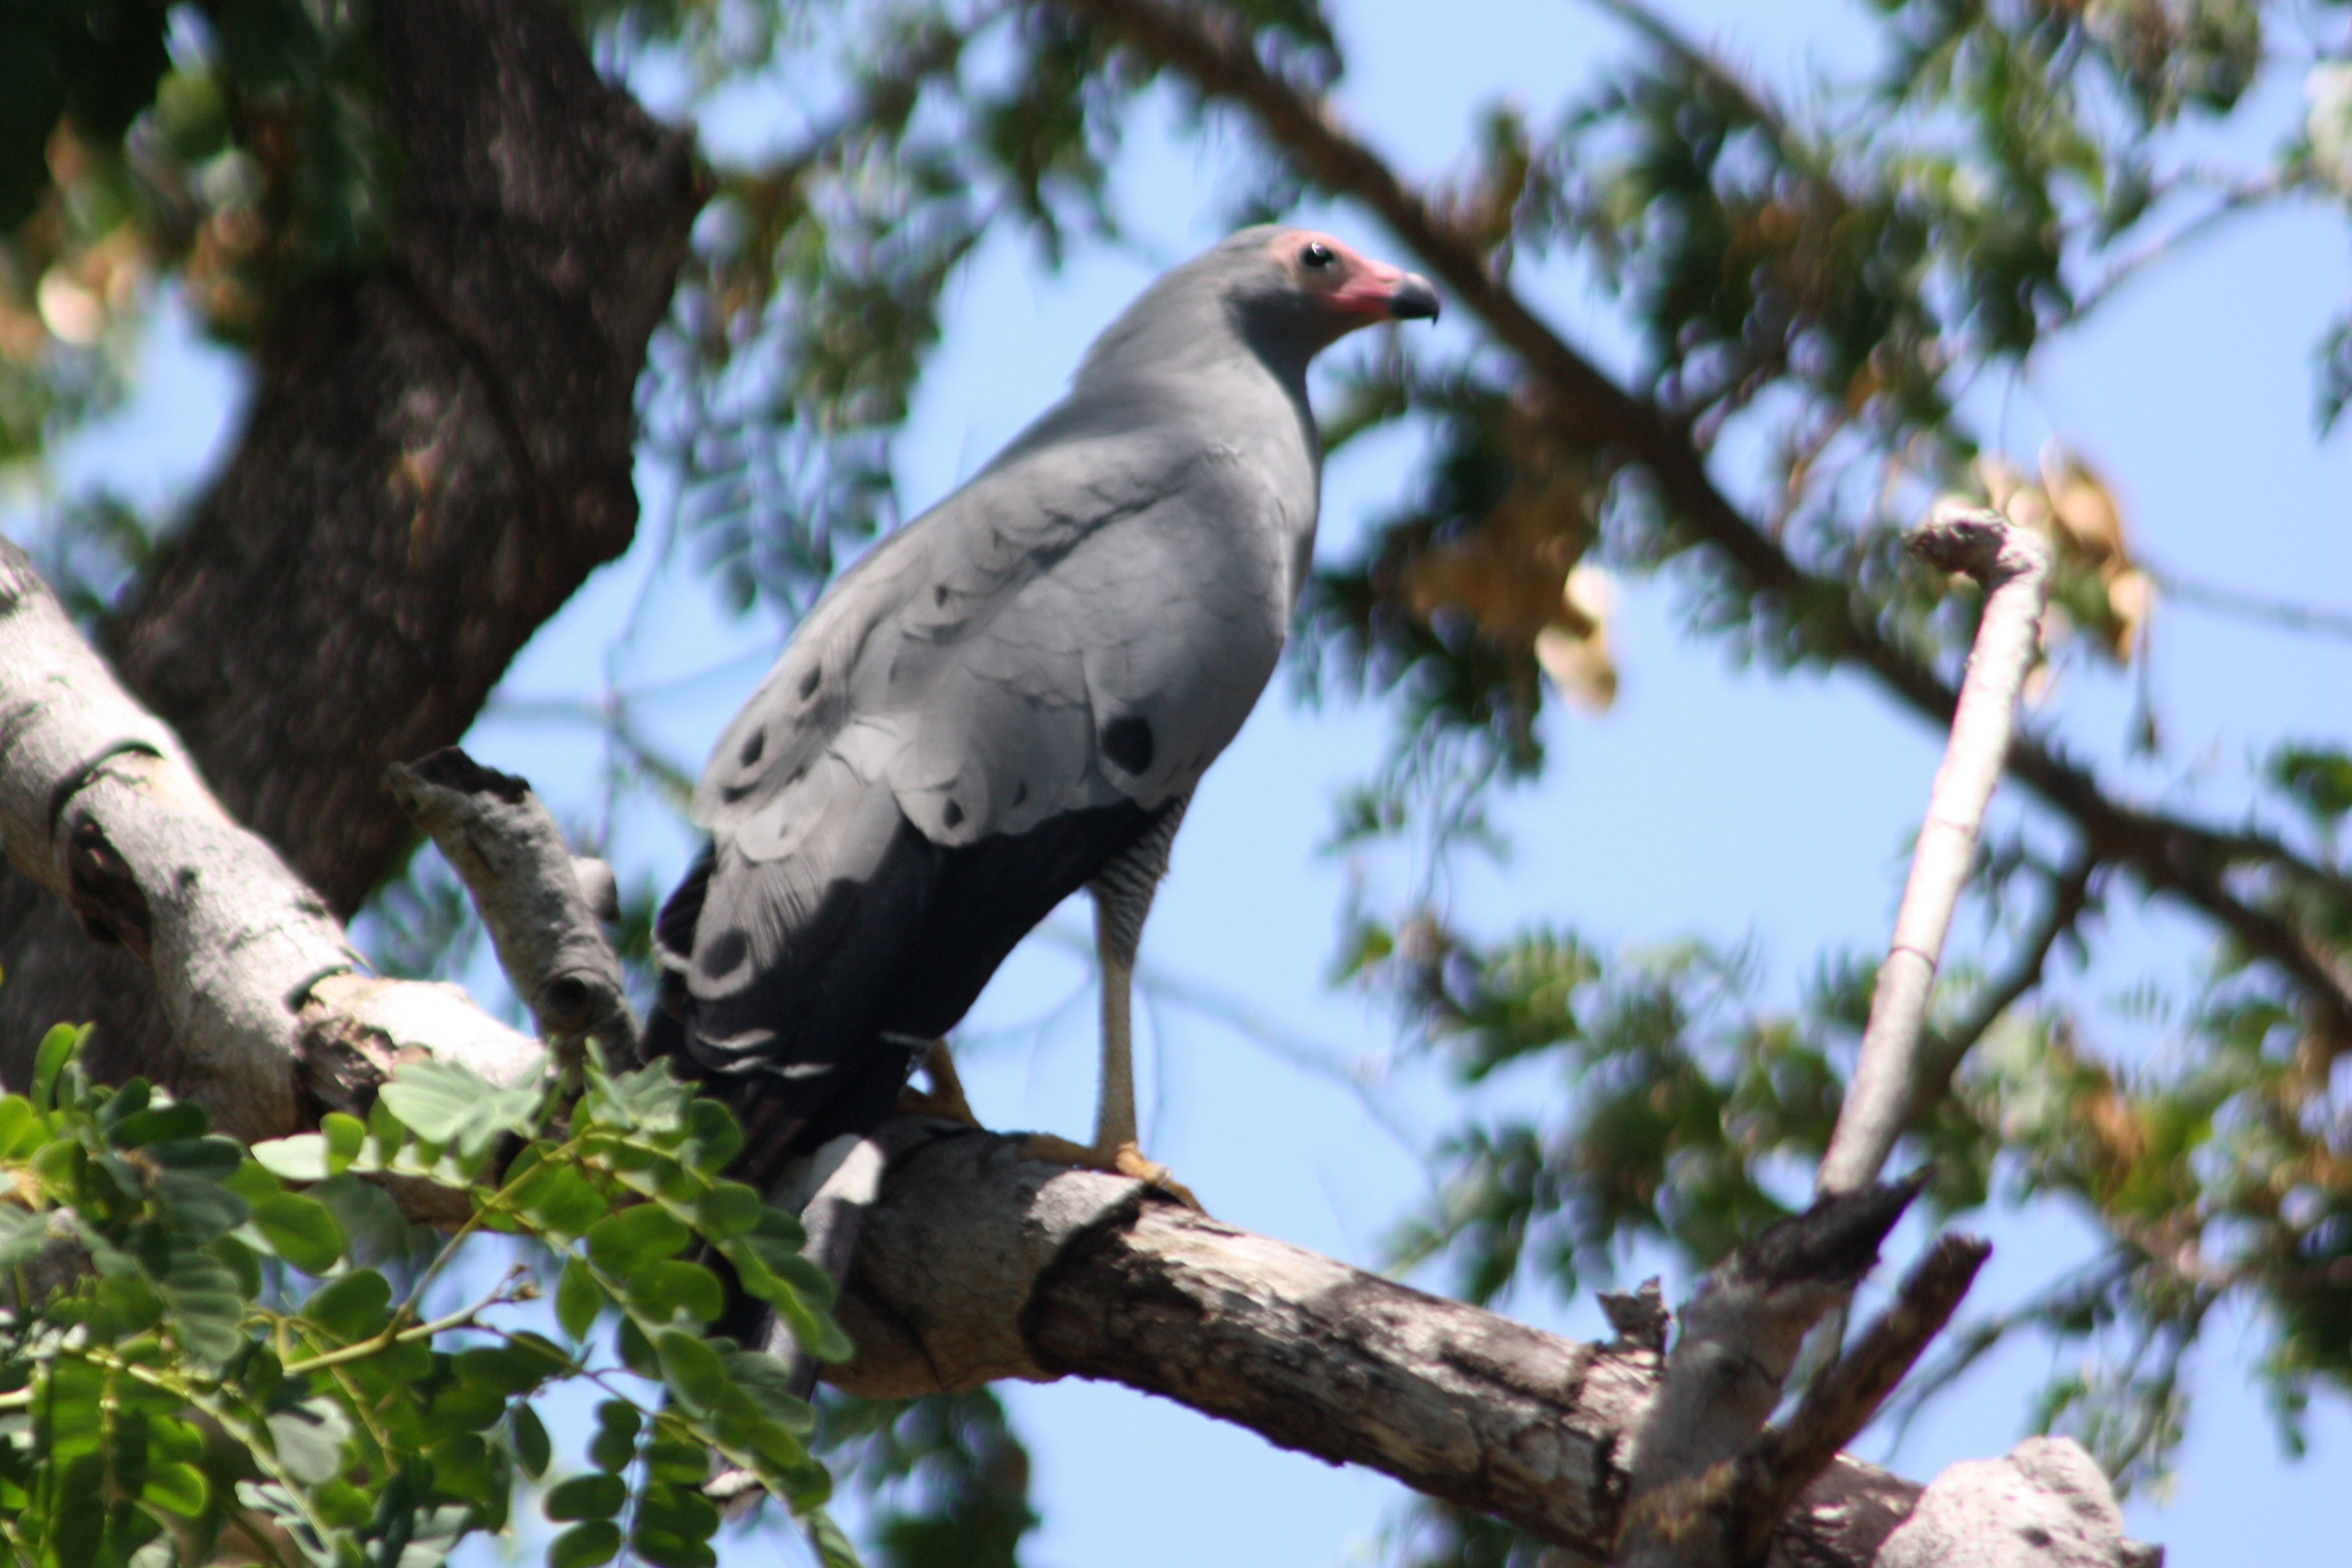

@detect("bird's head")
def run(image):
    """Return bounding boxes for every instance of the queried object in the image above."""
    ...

[1215,226,1440,361]
[1074,225,1439,390]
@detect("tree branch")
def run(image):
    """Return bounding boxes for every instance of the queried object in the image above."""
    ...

[1046,0,2352,1030]
[1730,1233,1991,1562]
[0,638,2155,1562]
[0,538,541,1144]
[1,0,702,1075]
[814,1123,2153,1568]
[1916,851,2098,1109]
[1613,1175,1929,1568]
[1819,510,2052,1195]
[385,747,639,1064]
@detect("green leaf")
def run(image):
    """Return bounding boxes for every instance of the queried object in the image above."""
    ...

[684,1098,745,1174]
[267,1397,354,1486]
[381,1059,541,1160]
[32,1023,84,1112]
[549,1520,623,1568]
[427,1378,507,1436]
[143,1135,244,1176]
[625,1259,725,1325]
[596,1061,696,1133]
[250,1192,346,1274]
[0,1204,49,1268]
[722,1350,814,1433]
[634,1481,721,1543]
[652,1328,727,1416]
[616,1315,659,1379]
[304,1267,393,1341]
[311,1173,414,1264]
[106,1099,208,1148]
[511,1403,551,1479]
[643,1435,709,1485]
[321,1111,367,1174]
[454,1344,545,1395]
[557,1254,607,1340]
[159,1242,248,1366]
[156,1170,250,1245]
[379,1058,498,1142]
[632,1526,718,1568]
[2269,743,2352,824]
[545,1472,627,1522]
[691,1180,763,1239]
[220,1157,285,1204]
[0,1096,42,1158]
[250,1133,332,1183]
[516,1162,609,1242]
[584,1202,691,1276]
[140,1459,209,1517]
[589,1400,640,1472]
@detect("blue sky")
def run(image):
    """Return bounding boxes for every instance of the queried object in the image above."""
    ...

[8,1,2351,1563]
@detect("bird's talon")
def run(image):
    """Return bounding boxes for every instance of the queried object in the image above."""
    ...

[896,1041,981,1125]
[1017,1135,1203,1211]
[1110,1142,1203,1211]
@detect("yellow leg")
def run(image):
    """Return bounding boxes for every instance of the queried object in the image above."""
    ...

[1018,918,1201,1209]
[896,1039,979,1126]
[1094,949,1137,1152]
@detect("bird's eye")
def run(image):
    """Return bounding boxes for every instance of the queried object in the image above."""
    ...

[1301,241,1336,269]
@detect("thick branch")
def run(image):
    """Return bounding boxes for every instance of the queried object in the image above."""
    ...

[2,0,701,1073]
[1819,510,2052,1194]
[0,539,540,1142]
[815,1125,2152,1568]
[1049,0,2352,1028]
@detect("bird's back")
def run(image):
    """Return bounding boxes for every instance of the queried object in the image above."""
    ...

[651,355,1312,1184]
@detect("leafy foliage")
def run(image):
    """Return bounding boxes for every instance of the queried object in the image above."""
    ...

[8,0,2352,1560]
[0,1025,855,1568]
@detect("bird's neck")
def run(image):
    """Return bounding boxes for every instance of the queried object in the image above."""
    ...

[1075,335,1320,481]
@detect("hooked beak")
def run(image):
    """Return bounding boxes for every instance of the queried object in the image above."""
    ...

[1387,273,1440,321]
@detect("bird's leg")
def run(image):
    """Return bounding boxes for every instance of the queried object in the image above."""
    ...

[1020,797,1200,1207]
[1094,939,1137,1153]
[894,1039,981,1127]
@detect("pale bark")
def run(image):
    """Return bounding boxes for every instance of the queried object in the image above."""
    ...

[1819,509,2054,1195]
[0,538,541,1143]
[385,748,638,1063]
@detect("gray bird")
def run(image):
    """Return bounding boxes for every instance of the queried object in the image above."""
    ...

[648,227,1439,1197]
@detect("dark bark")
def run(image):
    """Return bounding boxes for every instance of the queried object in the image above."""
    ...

[1,0,700,1078]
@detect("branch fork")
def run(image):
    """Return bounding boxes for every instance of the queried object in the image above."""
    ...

[1616,509,2058,1566]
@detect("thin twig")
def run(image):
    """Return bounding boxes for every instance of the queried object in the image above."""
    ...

[2148,565,2352,643]
[2069,171,2293,324]
[1818,509,2052,1195]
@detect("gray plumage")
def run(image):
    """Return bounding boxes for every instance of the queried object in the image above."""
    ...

[650,226,1437,1185]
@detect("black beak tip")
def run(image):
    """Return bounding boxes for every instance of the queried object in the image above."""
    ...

[1389,275,1440,322]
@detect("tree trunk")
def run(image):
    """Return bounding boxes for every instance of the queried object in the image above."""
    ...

[0,0,700,1080]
